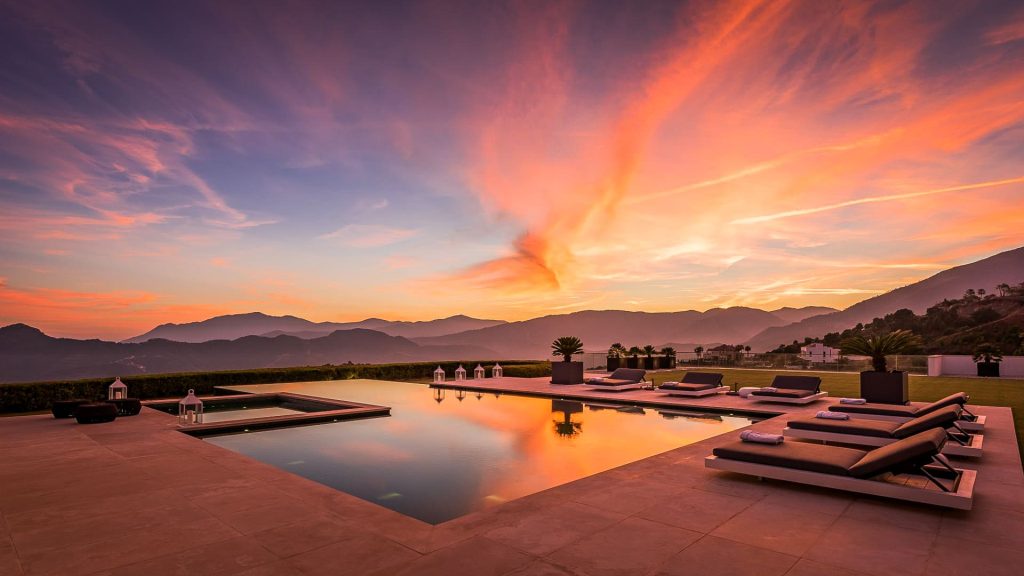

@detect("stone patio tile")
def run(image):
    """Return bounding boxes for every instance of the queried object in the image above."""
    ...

[547,516,701,576]
[392,535,532,576]
[691,470,778,500]
[285,533,420,576]
[710,501,837,556]
[251,515,357,558]
[1,536,22,576]
[233,560,307,576]
[924,535,1024,576]
[804,516,937,576]
[484,502,626,556]
[635,487,758,534]
[88,535,277,576]
[756,483,854,516]
[4,487,182,534]
[205,499,325,535]
[654,535,798,576]
[571,478,687,515]
[187,485,304,516]
[101,440,187,459]
[842,498,943,533]
[939,504,1024,549]
[504,560,576,576]
[19,516,240,576]
[784,558,871,576]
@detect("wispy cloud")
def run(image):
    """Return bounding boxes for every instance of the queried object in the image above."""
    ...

[320,224,418,247]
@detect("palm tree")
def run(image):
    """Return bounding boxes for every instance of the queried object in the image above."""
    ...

[628,346,642,358]
[660,346,676,357]
[642,344,656,358]
[551,336,584,363]
[840,330,922,372]
[972,344,1003,364]
[693,345,704,356]
[996,283,1010,297]
[607,343,627,357]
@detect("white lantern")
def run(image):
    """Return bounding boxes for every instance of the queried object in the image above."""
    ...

[474,364,485,379]
[492,363,503,378]
[456,389,467,402]
[455,365,467,381]
[108,377,128,400]
[178,389,204,425]
[433,366,446,383]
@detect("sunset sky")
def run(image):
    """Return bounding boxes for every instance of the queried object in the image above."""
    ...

[2,0,1023,340]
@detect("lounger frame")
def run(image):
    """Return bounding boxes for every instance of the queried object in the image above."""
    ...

[661,385,729,398]
[747,391,828,405]
[845,412,986,432]
[704,455,975,510]
[586,383,645,392]
[782,427,985,458]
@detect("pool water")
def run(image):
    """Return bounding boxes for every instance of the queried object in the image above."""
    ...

[209,379,760,524]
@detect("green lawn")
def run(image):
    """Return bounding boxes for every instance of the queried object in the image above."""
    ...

[657,368,1024,462]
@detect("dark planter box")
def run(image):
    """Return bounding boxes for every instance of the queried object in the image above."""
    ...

[551,361,584,385]
[643,357,656,370]
[658,356,675,369]
[626,357,639,369]
[977,362,1000,377]
[859,371,909,404]
[606,357,621,371]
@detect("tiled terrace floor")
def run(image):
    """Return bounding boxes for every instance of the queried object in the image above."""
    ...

[2,377,1022,576]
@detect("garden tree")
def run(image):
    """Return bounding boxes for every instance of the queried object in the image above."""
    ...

[607,343,627,357]
[628,346,642,358]
[551,336,584,363]
[660,346,676,357]
[642,344,656,358]
[693,345,703,355]
[840,330,923,372]
[997,283,1010,297]
[964,288,977,300]
[744,345,751,353]
[978,288,987,298]
[972,343,1003,363]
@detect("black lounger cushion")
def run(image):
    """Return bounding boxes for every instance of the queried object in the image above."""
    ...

[750,388,815,398]
[713,440,866,476]
[846,428,946,479]
[787,417,900,438]
[770,375,822,392]
[891,405,961,438]
[915,393,969,417]
[661,382,716,392]
[681,372,724,386]
[604,368,646,383]
[829,402,920,417]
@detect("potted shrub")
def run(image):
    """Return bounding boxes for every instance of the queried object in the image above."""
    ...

[973,344,1002,377]
[659,346,676,369]
[841,330,922,404]
[626,346,641,369]
[641,345,657,369]
[550,336,585,384]
[606,343,626,371]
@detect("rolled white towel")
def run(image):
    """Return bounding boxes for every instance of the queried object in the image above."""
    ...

[739,430,784,444]
[737,386,760,398]
[661,381,680,386]
[815,411,850,420]
[587,377,606,383]
[839,398,867,404]
[760,386,778,393]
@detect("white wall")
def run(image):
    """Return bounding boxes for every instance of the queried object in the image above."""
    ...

[928,355,1024,377]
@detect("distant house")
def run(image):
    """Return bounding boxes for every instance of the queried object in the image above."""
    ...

[800,343,838,363]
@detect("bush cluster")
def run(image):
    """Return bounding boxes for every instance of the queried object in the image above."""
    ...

[0,360,550,414]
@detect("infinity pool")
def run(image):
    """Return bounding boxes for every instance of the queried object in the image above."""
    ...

[209,379,760,524]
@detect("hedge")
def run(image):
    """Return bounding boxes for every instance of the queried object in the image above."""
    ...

[0,360,550,414]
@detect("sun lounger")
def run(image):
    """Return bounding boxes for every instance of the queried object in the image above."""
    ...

[828,392,985,431]
[585,368,647,392]
[705,428,975,510]
[747,375,827,404]
[783,405,983,458]
[659,371,727,397]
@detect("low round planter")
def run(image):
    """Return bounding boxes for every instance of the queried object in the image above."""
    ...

[977,362,1000,377]
[75,403,118,424]
[658,356,675,369]
[106,398,142,416]
[626,357,639,369]
[643,357,655,370]
[606,356,622,371]
[51,399,90,419]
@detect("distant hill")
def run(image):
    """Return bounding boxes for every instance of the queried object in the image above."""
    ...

[0,324,497,383]
[412,307,826,359]
[744,246,1024,351]
[769,306,837,324]
[123,313,506,343]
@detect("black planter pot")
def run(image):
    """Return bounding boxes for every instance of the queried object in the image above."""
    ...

[606,357,621,371]
[551,361,584,385]
[643,357,656,370]
[977,362,1000,377]
[658,356,675,369]
[626,357,639,369]
[859,371,909,404]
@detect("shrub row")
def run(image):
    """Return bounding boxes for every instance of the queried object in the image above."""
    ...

[0,360,550,414]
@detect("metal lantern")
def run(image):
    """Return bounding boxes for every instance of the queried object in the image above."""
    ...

[433,366,445,383]
[492,363,503,378]
[456,388,467,402]
[178,389,204,425]
[108,377,128,400]
[432,387,445,403]
[474,364,485,379]
[455,365,467,381]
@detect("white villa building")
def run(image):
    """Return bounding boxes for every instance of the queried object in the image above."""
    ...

[800,343,839,363]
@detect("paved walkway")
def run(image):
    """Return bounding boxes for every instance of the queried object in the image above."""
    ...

[1,377,1022,576]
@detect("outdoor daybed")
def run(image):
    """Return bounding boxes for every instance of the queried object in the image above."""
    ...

[783,405,983,458]
[659,371,727,397]
[746,375,827,404]
[828,392,985,432]
[585,368,647,392]
[705,428,975,510]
